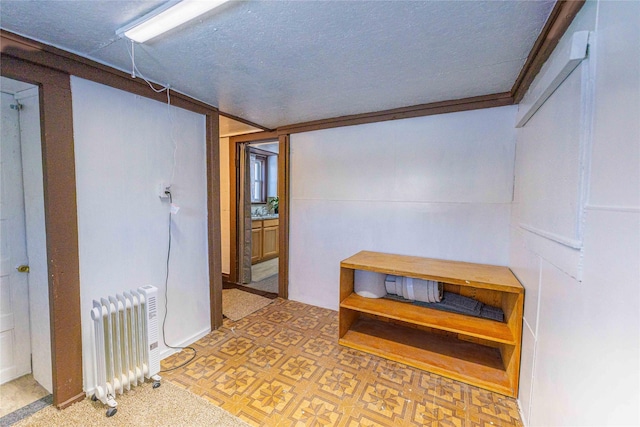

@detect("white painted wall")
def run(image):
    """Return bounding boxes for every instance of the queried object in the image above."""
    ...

[511,1,640,425]
[71,77,211,394]
[290,106,517,310]
[16,87,52,393]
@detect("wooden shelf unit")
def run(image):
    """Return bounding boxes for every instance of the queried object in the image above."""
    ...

[339,251,524,397]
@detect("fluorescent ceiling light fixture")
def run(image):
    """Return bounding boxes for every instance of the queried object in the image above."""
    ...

[118,0,231,43]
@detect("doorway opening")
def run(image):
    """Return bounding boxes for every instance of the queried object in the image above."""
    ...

[219,117,289,303]
[241,141,280,297]
[0,76,52,419]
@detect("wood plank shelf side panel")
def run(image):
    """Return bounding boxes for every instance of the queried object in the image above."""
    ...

[340,251,523,293]
[340,294,515,344]
[340,318,514,396]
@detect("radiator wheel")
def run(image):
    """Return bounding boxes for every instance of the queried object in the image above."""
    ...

[106,407,117,417]
[153,381,161,389]
[91,394,97,402]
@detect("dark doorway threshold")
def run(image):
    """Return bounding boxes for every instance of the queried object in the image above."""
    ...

[222,280,278,300]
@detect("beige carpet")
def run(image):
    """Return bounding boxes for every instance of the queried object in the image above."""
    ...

[222,289,273,321]
[13,380,249,427]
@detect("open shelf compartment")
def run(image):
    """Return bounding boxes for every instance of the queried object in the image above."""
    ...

[340,293,515,344]
[339,317,513,395]
[338,251,524,398]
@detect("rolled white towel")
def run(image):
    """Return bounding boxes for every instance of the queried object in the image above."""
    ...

[384,275,442,303]
[354,270,387,298]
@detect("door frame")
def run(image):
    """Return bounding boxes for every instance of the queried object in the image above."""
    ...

[1,55,84,409]
[2,30,223,407]
[228,131,290,298]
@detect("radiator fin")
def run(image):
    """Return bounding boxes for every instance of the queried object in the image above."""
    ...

[91,286,160,406]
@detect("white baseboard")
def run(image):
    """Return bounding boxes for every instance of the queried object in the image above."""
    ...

[159,327,211,360]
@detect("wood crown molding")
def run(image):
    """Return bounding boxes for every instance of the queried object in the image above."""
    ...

[229,130,279,144]
[510,0,586,103]
[277,92,514,135]
[1,30,217,116]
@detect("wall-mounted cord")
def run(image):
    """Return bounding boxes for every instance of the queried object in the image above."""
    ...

[124,40,190,372]
[126,41,179,186]
[126,41,168,94]
[165,86,178,185]
[160,190,197,372]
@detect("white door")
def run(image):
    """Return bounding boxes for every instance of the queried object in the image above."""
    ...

[0,90,32,384]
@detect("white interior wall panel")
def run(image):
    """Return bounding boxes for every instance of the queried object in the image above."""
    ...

[514,67,584,247]
[290,106,517,310]
[508,228,541,334]
[518,324,537,424]
[587,2,640,208]
[529,259,584,426]
[292,108,515,204]
[510,1,639,425]
[71,77,211,394]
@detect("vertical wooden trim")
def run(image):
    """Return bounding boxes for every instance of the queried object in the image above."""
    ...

[510,0,586,103]
[278,134,290,299]
[1,55,83,408]
[228,138,238,284]
[207,113,223,329]
[40,67,83,409]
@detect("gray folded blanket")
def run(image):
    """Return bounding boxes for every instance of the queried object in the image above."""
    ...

[480,304,505,322]
[438,292,482,316]
[386,291,504,322]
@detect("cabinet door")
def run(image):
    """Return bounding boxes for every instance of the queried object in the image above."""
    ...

[262,225,279,260]
[251,228,262,264]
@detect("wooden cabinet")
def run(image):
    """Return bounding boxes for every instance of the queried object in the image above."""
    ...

[251,221,262,264]
[251,218,279,264]
[339,251,524,397]
[262,219,279,260]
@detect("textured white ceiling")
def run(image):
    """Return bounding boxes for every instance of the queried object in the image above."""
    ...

[0,76,36,94]
[0,1,554,129]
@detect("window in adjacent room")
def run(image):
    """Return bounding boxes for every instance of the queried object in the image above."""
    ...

[250,152,267,203]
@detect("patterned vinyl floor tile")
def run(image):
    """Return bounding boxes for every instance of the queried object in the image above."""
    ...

[162,298,523,427]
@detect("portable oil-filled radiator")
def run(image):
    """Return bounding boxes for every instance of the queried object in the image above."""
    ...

[90,285,161,417]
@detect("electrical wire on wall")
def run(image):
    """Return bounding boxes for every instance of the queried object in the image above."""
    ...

[126,40,196,372]
[126,41,179,187]
[159,190,197,372]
